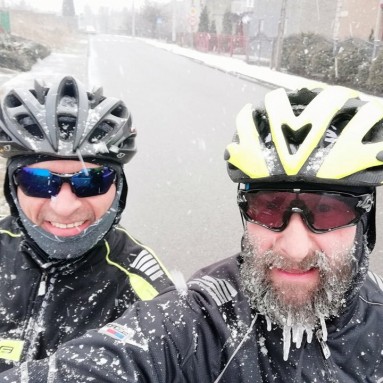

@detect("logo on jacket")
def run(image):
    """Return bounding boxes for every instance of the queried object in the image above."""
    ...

[0,339,24,361]
[99,323,148,350]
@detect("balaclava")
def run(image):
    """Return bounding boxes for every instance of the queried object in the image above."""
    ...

[5,155,128,261]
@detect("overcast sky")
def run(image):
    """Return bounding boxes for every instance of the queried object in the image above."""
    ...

[5,0,170,14]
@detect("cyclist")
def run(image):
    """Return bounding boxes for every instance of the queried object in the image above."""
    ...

[2,85,383,382]
[0,76,172,372]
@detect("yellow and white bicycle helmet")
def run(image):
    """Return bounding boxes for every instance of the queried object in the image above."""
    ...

[225,86,383,187]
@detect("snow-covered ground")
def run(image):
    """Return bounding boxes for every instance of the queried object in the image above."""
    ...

[142,38,327,90]
[140,38,381,102]
[0,35,379,100]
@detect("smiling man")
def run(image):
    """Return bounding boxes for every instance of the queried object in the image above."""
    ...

[0,76,172,372]
[1,85,383,383]
[238,187,362,358]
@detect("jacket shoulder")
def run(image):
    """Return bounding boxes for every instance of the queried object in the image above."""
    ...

[105,226,173,300]
[0,215,21,240]
[190,254,241,281]
[188,255,241,307]
[186,255,253,333]
[360,271,383,306]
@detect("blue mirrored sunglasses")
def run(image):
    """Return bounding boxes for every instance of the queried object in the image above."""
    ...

[14,166,116,198]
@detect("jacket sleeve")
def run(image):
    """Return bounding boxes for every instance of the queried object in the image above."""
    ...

[0,288,226,383]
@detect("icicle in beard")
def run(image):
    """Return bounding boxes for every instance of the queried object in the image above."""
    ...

[239,229,359,361]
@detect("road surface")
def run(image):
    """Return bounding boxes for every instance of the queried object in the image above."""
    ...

[88,35,271,277]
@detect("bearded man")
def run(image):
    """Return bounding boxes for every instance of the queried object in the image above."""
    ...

[1,86,383,383]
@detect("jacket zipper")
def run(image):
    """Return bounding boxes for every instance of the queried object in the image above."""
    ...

[316,329,331,359]
[23,271,52,361]
[37,272,48,296]
[316,329,340,383]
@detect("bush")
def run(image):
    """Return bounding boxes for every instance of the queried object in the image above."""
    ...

[307,40,333,80]
[281,33,377,92]
[366,50,383,95]
[0,34,51,71]
[357,61,371,89]
[0,49,30,71]
[281,33,333,78]
[281,34,309,76]
[331,39,372,86]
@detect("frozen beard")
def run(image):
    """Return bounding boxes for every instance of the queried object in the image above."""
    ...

[240,231,356,361]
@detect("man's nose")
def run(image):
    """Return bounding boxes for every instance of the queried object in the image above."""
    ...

[274,213,315,262]
[49,183,82,215]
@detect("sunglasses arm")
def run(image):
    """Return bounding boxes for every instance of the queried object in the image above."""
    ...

[237,184,247,229]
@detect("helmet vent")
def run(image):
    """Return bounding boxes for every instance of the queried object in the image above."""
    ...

[254,110,272,147]
[29,89,47,104]
[0,127,11,141]
[17,115,44,140]
[282,123,311,154]
[5,94,22,108]
[58,115,76,141]
[89,121,115,143]
[110,104,126,118]
[62,81,76,97]
[362,121,383,144]
[118,136,134,150]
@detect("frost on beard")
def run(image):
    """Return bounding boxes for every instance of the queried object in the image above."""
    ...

[280,313,328,361]
[240,232,357,361]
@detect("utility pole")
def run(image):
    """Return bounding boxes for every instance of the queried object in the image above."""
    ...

[131,0,136,37]
[333,0,342,78]
[333,0,342,52]
[273,0,287,70]
[172,0,176,43]
[372,0,383,60]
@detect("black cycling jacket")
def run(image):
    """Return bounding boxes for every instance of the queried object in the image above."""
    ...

[1,254,383,382]
[0,215,172,373]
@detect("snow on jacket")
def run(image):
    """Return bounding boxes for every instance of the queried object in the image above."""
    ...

[0,215,173,373]
[1,254,383,382]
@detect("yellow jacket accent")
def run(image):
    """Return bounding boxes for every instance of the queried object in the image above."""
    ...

[116,227,173,281]
[105,240,159,301]
[0,229,21,238]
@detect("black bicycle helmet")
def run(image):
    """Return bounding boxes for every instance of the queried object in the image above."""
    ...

[0,75,136,164]
[0,76,136,260]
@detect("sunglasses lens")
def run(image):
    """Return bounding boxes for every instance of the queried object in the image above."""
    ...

[14,168,59,198]
[244,191,294,229]
[71,167,116,197]
[240,190,364,232]
[299,193,357,230]
[15,166,116,198]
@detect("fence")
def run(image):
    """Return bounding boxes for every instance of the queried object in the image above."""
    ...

[191,32,275,66]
